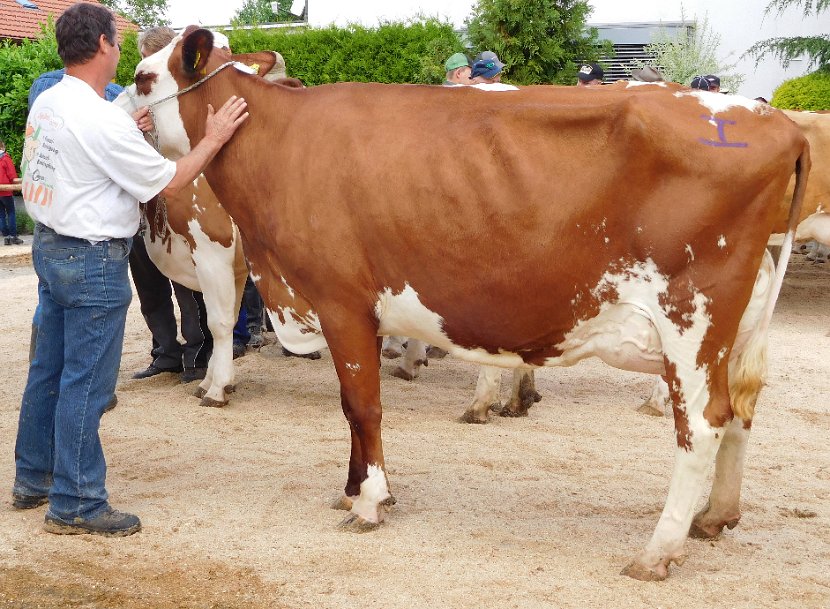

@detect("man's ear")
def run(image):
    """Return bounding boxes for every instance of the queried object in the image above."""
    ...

[181,28,214,75]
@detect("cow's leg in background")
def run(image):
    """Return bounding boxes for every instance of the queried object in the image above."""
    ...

[192,229,247,407]
[381,335,405,359]
[638,377,671,417]
[326,321,394,530]
[500,369,541,417]
[390,338,428,380]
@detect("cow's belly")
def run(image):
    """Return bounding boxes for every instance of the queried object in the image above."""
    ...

[144,233,199,290]
[374,285,664,373]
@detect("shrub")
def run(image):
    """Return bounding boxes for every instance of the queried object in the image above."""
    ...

[16,207,35,235]
[771,69,830,110]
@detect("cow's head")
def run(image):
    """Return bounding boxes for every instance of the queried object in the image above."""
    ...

[131,27,280,158]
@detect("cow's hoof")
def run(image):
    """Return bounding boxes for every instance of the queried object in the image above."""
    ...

[338,513,381,533]
[620,561,668,581]
[381,348,402,359]
[689,510,740,539]
[500,405,529,417]
[531,390,542,403]
[224,384,236,394]
[426,346,448,359]
[200,397,227,408]
[331,495,355,511]
[193,387,207,399]
[637,401,666,417]
[459,410,489,424]
[391,367,415,381]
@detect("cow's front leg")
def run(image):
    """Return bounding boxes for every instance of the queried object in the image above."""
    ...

[500,369,541,417]
[621,362,727,581]
[460,366,501,424]
[391,338,428,380]
[327,325,394,531]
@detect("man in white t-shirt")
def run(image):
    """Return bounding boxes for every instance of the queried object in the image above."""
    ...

[13,2,248,537]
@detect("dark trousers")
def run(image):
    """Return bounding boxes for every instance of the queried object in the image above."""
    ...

[233,275,264,344]
[0,196,17,237]
[128,235,212,370]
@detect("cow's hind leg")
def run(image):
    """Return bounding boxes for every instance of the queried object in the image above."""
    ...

[622,360,729,581]
[326,321,394,531]
[500,369,541,417]
[638,377,670,417]
[460,366,502,424]
[391,338,428,381]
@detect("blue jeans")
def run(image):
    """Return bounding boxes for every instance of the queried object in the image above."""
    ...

[0,196,16,237]
[14,223,132,521]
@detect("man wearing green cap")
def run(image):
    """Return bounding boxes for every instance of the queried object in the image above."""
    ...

[443,52,471,86]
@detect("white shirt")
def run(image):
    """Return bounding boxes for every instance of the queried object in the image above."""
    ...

[22,75,177,241]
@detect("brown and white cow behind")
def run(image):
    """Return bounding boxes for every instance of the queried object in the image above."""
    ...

[133,30,809,580]
[116,50,323,407]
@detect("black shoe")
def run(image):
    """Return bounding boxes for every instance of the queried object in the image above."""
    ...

[3,237,10,246]
[247,332,265,349]
[44,506,141,537]
[103,394,118,413]
[181,367,207,383]
[132,364,183,379]
[282,347,322,360]
[10,237,23,245]
[12,492,48,510]
[233,342,246,359]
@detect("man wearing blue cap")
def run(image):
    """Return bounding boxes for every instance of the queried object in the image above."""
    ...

[470,51,505,84]
[443,53,471,86]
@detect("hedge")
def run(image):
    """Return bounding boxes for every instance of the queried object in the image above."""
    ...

[0,19,462,170]
[771,69,830,110]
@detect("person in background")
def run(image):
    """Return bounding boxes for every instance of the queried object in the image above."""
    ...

[630,66,664,83]
[0,139,23,245]
[469,51,505,85]
[443,53,471,86]
[690,74,721,92]
[576,63,604,87]
[12,2,248,537]
[129,25,214,385]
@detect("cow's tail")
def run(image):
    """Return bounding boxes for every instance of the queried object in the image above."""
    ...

[730,143,810,421]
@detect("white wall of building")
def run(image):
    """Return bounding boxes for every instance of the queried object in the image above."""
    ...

[306,0,826,98]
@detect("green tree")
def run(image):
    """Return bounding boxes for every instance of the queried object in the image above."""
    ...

[100,0,169,27]
[464,0,607,85]
[631,10,745,92]
[233,0,304,25]
[745,0,829,69]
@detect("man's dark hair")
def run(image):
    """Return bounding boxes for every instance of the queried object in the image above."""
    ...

[56,2,117,66]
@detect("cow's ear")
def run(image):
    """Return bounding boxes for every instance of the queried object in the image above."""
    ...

[181,28,213,76]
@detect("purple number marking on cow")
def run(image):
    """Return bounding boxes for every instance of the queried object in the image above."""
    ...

[698,115,748,148]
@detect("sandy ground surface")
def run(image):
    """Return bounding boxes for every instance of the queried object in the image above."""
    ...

[0,240,828,609]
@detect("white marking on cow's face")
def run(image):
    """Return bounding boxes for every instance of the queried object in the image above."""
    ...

[674,91,759,115]
[133,38,191,158]
[685,244,695,261]
[350,464,391,523]
[717,235,727,249]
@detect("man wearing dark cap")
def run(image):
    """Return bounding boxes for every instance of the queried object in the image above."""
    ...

[690,74,721,92]
[443,52,471,86]
[577,62,603,87]
[470,51,505,84]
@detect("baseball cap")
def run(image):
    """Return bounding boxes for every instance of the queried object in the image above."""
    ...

[474,51,505,70]
[577,63,603,82]
[444,53,470,72]
[691,74,721,91]
[470,59,502,79]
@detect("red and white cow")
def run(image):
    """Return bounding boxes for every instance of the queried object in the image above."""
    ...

[132,30,809,580]
[115,49,324,406]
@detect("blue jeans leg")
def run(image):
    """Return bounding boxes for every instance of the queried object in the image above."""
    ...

[0,196,15,237]
[14,225,132,521]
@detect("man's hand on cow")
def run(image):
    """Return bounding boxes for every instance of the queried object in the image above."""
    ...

[132,106,155,133]
[205,96,249,145]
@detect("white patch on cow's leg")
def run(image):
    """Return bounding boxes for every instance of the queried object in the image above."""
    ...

[461,366,502,424]
[347,464,392,525]
[190,220,243,406]
[638,377,671,417]
[391,339,427,381]
[689,417,749,539]
[381,335,405,359]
